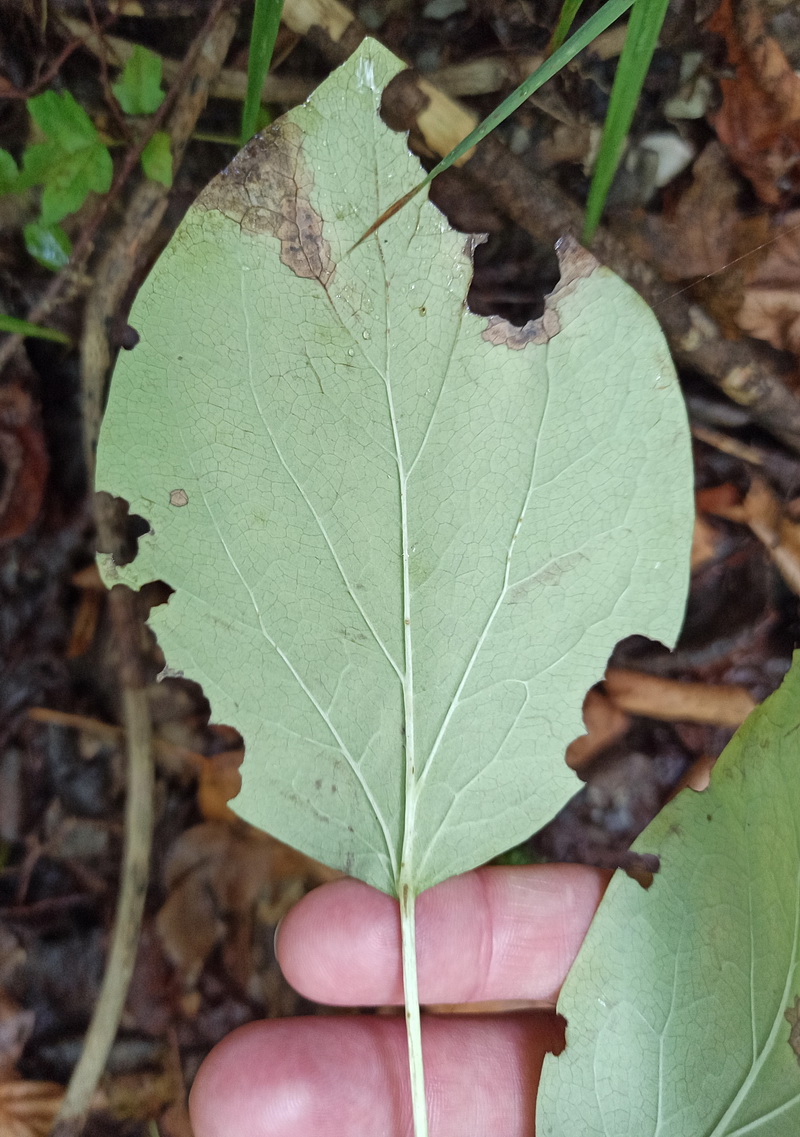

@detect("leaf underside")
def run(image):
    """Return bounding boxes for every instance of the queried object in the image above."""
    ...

[538,653,800,1136]
[96,40,693,896]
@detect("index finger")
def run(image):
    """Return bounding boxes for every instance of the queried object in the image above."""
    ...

[277,863,607,1006]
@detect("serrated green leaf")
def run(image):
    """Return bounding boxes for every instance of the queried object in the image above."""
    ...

[23,220,71,270]
[35,143,112,225]
[20,91,112,224]
[112,45,165,116]
[17,140,62,188]
[27,90,97,152]
[141,131,172,187]
[538,654,800,1136]
[0,148,19,193]
[95,40,693,897]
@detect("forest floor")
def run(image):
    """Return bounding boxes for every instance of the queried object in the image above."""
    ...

[2,0,800,1134]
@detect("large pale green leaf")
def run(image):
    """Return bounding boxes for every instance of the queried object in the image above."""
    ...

[95,39,692,897]
[538,653,800,1136]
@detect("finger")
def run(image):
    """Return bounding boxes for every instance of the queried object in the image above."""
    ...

[277,864,607,1006]
[189,1011,563,1137]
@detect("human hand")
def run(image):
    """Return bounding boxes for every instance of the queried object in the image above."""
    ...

[189,864,607,1136]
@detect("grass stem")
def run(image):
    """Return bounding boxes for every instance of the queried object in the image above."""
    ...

[242,0,284,142]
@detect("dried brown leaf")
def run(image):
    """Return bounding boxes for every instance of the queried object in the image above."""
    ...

[622,142,769,336]
[0,1074,63,1137]
[156,822,337,990]
[0,994,33,1074]
[0,386,49,544]
[708,0,800,204]
[707,474,800,594]
[737,210,800,354]
[566,688,630,771]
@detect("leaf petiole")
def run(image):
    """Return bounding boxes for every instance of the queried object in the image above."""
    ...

[400,881,429,1137]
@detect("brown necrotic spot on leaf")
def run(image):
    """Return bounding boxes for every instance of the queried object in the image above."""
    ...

[553,235,598,290]
[482,308,560,350]
[197,121,335,287]
[169,488,189,507]
[481,236,598,349]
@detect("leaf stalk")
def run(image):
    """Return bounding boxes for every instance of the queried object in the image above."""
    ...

[399,879,429,1137]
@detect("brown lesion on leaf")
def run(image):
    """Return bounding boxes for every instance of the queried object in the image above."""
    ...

[482,308,560,350]
[553,234,598,289]
[169,488,189,507]
[481,234,598,349]
[785,996,800,1063]
[197,121,335,288]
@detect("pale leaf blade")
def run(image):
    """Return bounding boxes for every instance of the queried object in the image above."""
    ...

[96,39,693,896]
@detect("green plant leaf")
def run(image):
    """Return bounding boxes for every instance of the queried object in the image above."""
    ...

[36,142,112,225]
[0,148,19,193]
[112,44,165,115]
[538,654,800,1136]
[95,38,692,897]
[19,92,112,225]
[141,131,172,187]
[27,90,97,152]
[23,220,71,270]
[0,312,70,343]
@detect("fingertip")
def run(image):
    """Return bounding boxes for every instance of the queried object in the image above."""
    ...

[276,864,608,1007]
[277,878,400,1002]
[189,1013,559,1137]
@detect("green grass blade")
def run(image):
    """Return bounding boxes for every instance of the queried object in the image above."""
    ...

[393,0,634,217]
[582,0,670,242]
[548,0,587,55]
[0,313,70,343]
[241,0,284,143]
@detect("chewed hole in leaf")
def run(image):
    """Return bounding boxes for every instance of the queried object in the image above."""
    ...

[94,491,152,567]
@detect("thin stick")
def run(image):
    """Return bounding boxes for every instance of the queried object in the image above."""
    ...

[690,424,765,467]
[59,15,314,104]
[52,587,154,1136]
[0,0,236,378]
[26,705,208,770]
[604,668,756,727]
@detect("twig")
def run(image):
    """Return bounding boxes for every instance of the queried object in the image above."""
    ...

[80,0,239,473]
[690,423,765,466]
[708,476,800,597]
[604,667,756,726]
[0,21,99,98]
[279,0,800,456]
[52,0,203,15]
[0,0,236,378]
[51,586,154,1136]
[59,14,314,104]
[26,705,208,771]
[85,0,132,143]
